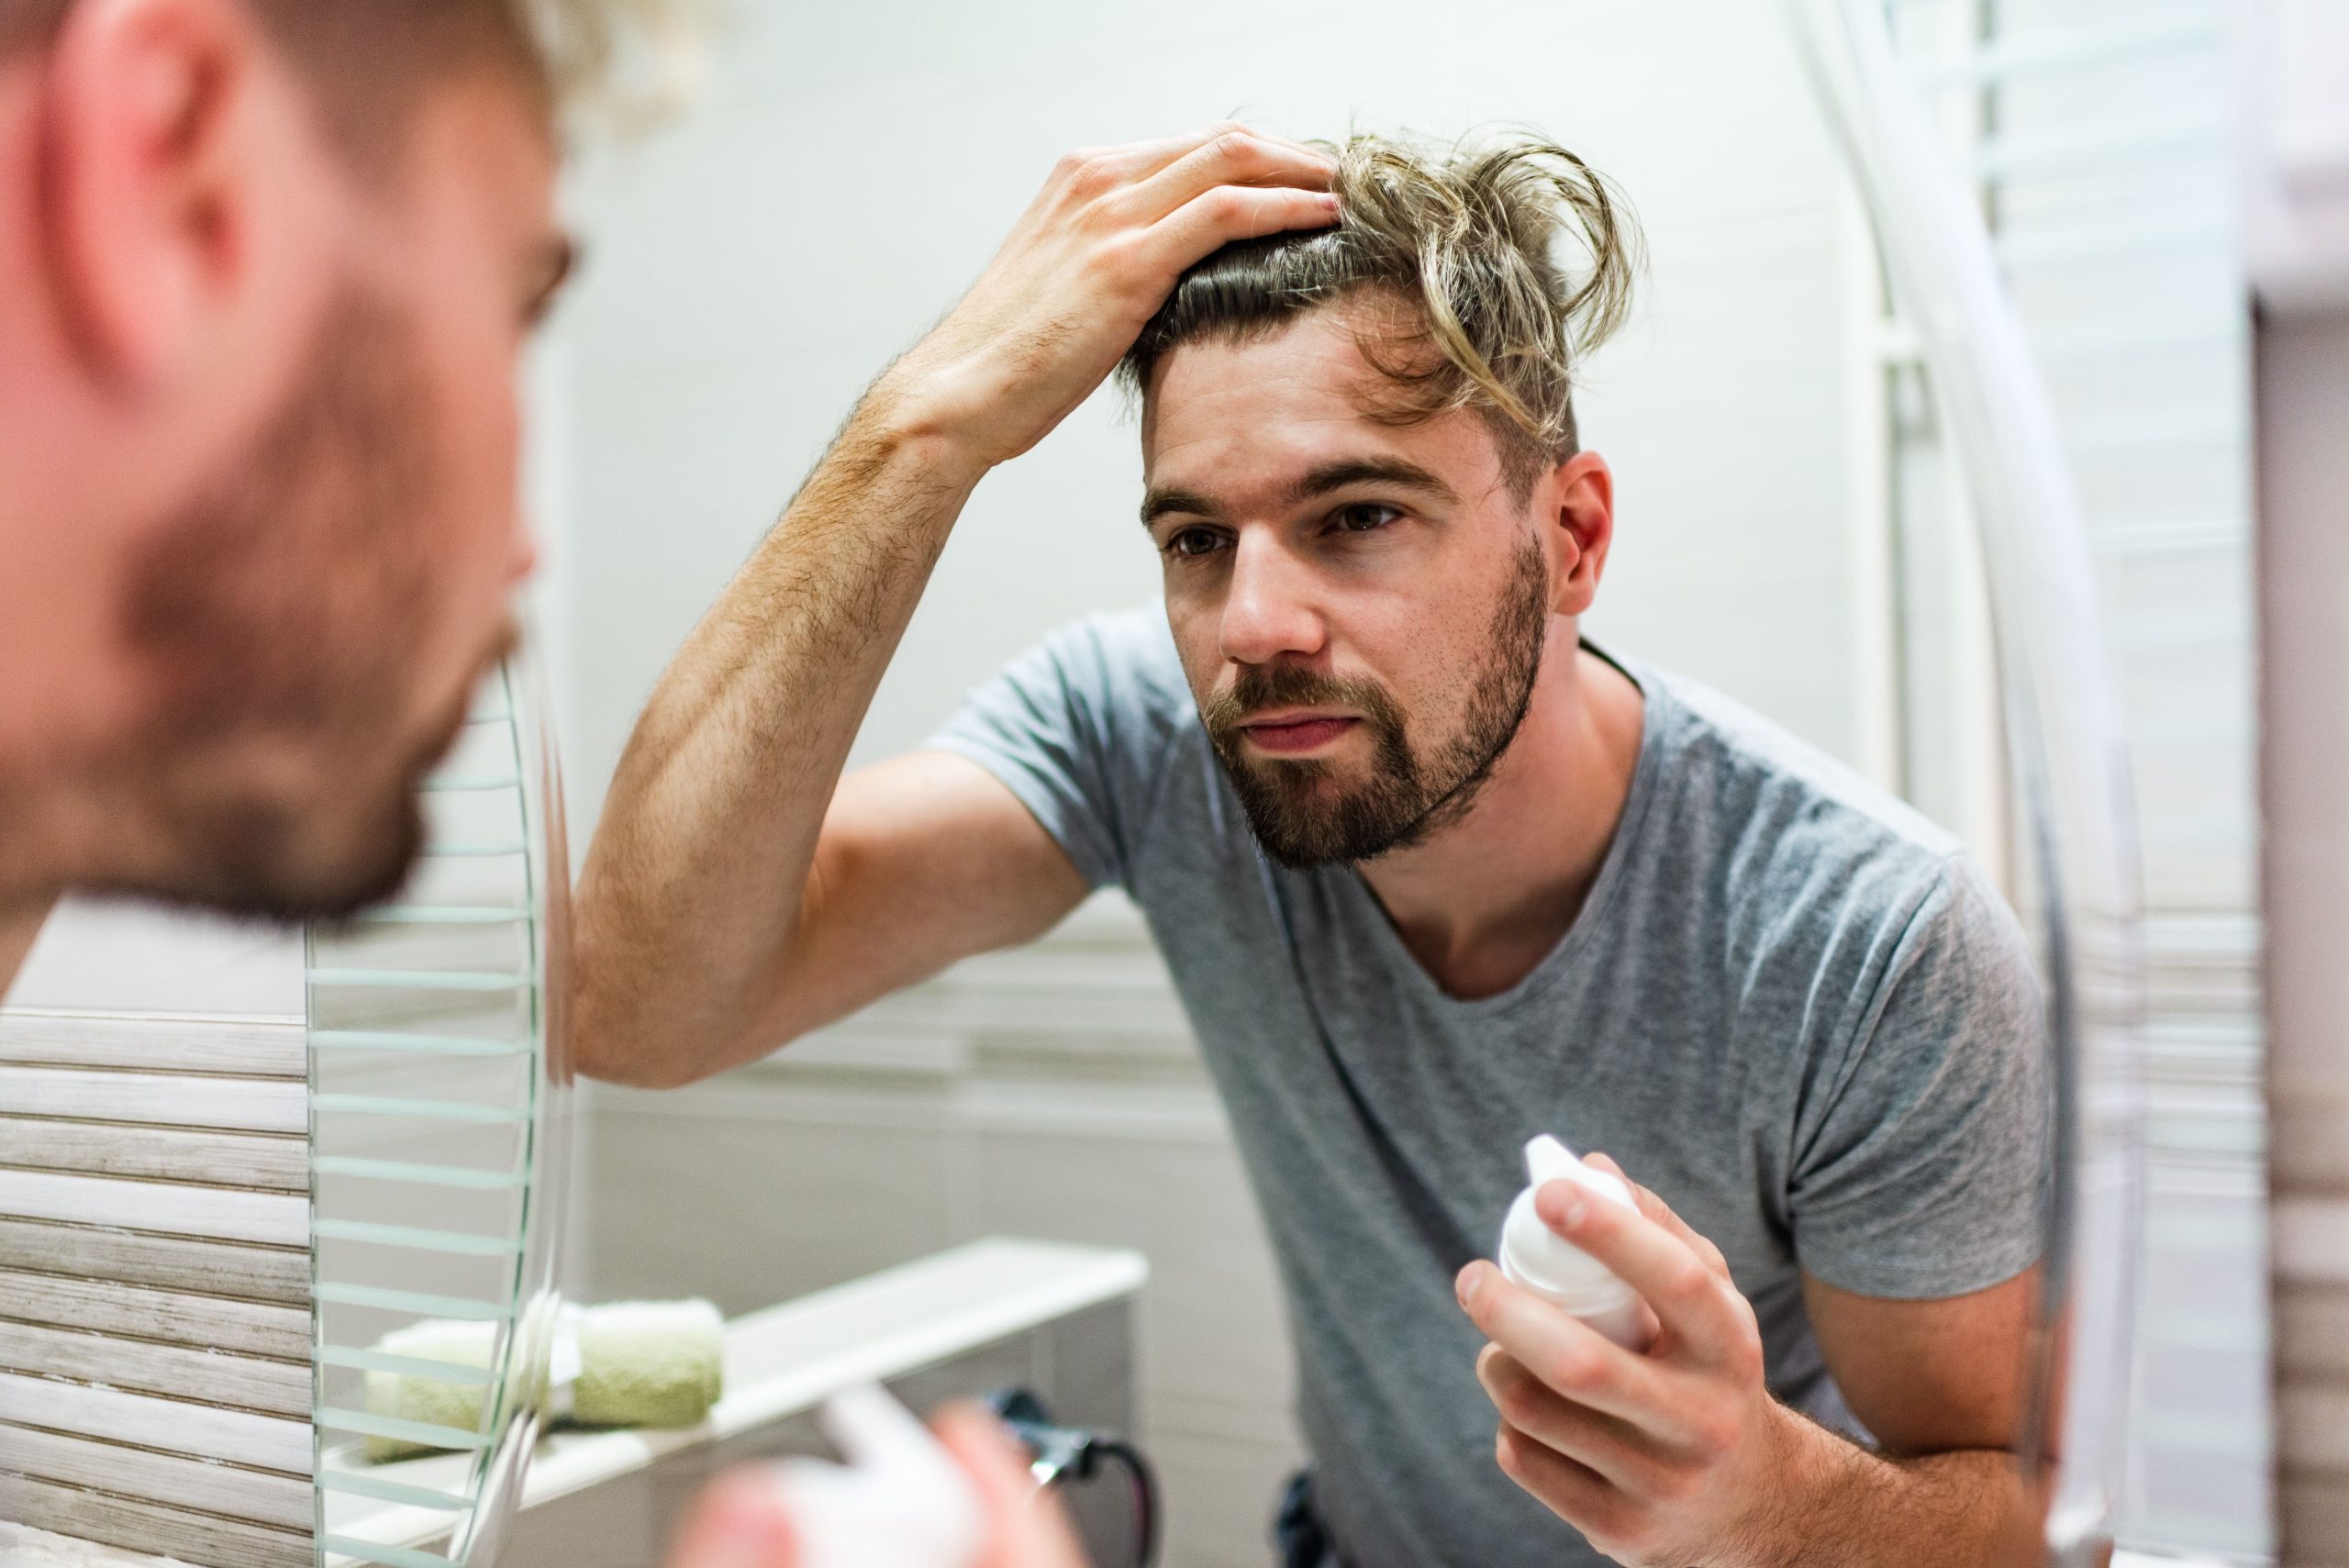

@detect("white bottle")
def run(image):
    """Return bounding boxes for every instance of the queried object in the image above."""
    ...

[766,1385,984,1568]
[1496,1134,1653,1351]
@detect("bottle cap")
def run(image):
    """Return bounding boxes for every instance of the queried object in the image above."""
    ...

[1497,1136,1638,1315]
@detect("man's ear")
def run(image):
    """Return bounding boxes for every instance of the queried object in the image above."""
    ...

[1543,450,1614,617]
[41,0,279,388]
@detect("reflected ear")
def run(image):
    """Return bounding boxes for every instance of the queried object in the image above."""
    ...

[42,0,277,387]
[1545,450,1614,617]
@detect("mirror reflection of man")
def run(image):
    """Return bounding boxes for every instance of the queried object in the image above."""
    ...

[580,132,2054,1567]
[0,3,1113,1564]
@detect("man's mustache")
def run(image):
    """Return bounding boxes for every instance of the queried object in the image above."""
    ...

[1203,664,1399,740]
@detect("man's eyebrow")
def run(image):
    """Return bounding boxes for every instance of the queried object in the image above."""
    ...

[524,234,580,327]
[1140,458,1457,528]
[1284,458,1456,507]
[1140,486,1221,528]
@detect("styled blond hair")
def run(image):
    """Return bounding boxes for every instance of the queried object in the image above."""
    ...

[1122,129,1642,494]
[521,0,706,131]
[2,0,705,142]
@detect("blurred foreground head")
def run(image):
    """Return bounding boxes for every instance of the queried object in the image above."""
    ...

[0,0,694,920]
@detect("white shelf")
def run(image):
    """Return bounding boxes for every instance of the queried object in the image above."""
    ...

[322,1237,1148,1560]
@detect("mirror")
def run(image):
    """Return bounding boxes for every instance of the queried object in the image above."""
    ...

[530,4,2250,1568]
[306,650,573,1568]
[0,2,2262,1567]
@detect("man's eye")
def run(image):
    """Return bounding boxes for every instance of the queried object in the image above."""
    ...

[1163,528,1225,560]
[1331,503,1403,535]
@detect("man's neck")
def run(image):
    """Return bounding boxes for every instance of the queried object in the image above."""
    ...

[1354,631,1645,1002]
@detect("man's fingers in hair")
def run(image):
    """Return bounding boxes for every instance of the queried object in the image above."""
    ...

[1066,123,1333,197]
[1143,182,1340,278]
[1110,127,1339,228]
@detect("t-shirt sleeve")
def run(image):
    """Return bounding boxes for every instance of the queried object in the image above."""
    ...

[1787,857,2052,1300]
[919,609,1174,895]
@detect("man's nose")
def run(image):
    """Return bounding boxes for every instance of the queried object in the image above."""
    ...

[1219,532,1324,666]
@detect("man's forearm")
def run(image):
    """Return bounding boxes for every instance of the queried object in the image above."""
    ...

[573,384,985,1085]
[571,129,1341,1087]
[1745,1416,2035,1568]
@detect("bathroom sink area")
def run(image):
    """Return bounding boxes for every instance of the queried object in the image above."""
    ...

[321,1239,1146,1568]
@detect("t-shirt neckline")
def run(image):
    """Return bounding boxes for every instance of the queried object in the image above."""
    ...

[1330,638,1669,1022]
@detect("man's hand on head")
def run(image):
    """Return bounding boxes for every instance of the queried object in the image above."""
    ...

[1453,1155,1836,1568]
[872,125,1339,472]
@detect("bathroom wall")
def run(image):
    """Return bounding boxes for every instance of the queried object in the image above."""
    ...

[543,3,1879,1564]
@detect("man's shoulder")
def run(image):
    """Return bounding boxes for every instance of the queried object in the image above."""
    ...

[1629,656,1977,933]
[1621,660,2035,1063]
[1028,602,1198,731]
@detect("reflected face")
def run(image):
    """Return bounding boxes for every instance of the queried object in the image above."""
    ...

[1141,306,1555,870]
[96,79,565,919]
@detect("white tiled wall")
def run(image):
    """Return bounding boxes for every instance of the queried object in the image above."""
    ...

[5,899,302,1019]
[545,6,1876,1563]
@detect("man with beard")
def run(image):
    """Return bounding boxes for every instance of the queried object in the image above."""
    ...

[0,3,1320,1564]
[0,0,555,956]
[579,132,2052,1568]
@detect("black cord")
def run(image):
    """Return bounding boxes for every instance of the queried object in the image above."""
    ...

[1086,1436,1160,1568]
[985,1388,1161,1568]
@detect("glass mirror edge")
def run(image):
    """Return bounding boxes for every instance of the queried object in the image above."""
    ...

[452,640,576,1568]
[1780,1,2150,1561]
[306,637,577,1568]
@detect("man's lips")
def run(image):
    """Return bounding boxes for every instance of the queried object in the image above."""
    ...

[1239,714,1362,755]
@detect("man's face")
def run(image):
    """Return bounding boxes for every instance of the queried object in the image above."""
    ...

[97,73,566,918]
[1140,306,1558,870]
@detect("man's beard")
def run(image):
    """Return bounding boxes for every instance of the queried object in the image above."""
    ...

[86,284,499,921]
[1202,530,1552,871]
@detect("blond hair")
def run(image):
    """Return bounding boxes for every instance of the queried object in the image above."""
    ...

[1122,129,1642,493]
[521,0,706,131]
[2,0,705,140]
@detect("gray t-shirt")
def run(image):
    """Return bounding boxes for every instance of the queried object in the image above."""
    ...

[929,606,2047,1568]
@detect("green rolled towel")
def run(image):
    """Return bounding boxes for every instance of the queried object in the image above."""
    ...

[363,1318,496,1463]
[362,1299,723,1463]
[570,1299,725,1429]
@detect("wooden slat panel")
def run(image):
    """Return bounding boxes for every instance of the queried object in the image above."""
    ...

[0,1471,310,1568]
[0,1009,318,1568]
[0,1065,305,1132]
[0,1117,306,1189]
[0,1168,305,1246]
[0,1321,307,1417]
[0,1011,306,1077]
[0,1420,311,1530]
[0,1218,306,1303]
[0,1270,310,1360]
[0,1369,310,1473]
